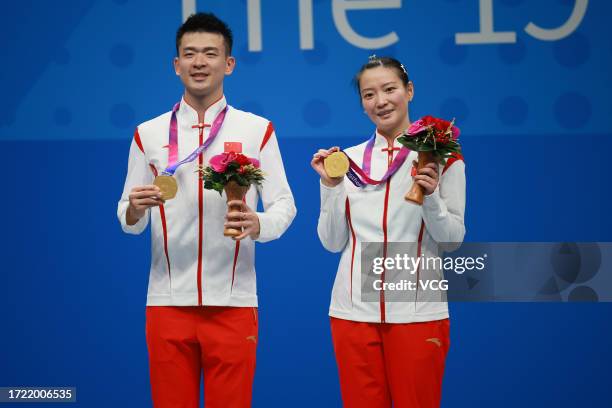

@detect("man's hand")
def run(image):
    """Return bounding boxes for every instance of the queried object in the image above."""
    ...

[225,200,260,241]
[127,185,164,225]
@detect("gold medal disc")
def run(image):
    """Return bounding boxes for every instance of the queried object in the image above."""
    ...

[324,152,350,178]
[153,175,178,200]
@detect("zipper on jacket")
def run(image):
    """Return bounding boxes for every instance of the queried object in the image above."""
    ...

[380,145,395,323]
[196,122,206,306]
[180,96,224,307]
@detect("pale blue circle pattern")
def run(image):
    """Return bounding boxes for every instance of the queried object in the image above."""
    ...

[498,37,526,65]
[553,31,589,68]
[54,108,72,126]
[439,36,468,66]
[498,96,528,126]
[109,44,134,68]
[440,97,469,124]
[110,103,136,129]
[303,41,329,65]
[554,92,591,129]
[303,99,331,128]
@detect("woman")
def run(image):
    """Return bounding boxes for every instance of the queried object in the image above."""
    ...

[311,56,466,408]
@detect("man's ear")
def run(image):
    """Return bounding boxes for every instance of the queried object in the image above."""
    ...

[173,56,180,76]
[225,56,236,76]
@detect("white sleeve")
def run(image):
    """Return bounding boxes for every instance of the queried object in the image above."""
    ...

[317,181,349,253]
[255,130,297,243]
[117,136,152,235]
[422,160,466,244]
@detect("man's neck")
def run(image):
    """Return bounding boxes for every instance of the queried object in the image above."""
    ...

[183,90,224,122]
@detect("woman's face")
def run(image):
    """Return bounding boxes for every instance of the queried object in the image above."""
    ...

[359,66,413,136]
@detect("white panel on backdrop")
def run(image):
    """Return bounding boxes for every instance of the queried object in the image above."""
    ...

[455,0,516,45]
[245,0,401,51]
[300,0,315,50]
[183,0,589,49]
[182,0,196,21]
[525,0,588,41]
[248,0,263,51]
[456,0,589,45]
[332,0,401,49]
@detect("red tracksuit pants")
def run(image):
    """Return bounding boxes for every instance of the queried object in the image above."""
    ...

[330,317,450,408]
[145,306,258,408]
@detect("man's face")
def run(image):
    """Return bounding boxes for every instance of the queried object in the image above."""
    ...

[174,32,235,99]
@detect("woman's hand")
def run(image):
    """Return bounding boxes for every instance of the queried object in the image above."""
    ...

[311,147,344,188]
[413,161,439,195]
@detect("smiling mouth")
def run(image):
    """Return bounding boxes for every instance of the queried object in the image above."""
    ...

[377,109,393,118]
[191,73,209,80]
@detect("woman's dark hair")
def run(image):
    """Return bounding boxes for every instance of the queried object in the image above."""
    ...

[176,12,233,56]
[353,56,411,95]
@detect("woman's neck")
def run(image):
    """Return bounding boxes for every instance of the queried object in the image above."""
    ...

[378,118,411,146]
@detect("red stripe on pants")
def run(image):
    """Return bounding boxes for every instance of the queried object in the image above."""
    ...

[146,306,258,408]
[330,317,450,408]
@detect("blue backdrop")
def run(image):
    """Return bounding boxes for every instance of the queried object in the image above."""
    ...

[2,0,611,407]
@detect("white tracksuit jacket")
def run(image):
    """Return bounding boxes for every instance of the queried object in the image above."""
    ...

[117,96,296,307]
[318,131,466,323]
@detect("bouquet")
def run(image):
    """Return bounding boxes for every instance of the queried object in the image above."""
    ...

[199,152,265,236]
[398,115,461,205]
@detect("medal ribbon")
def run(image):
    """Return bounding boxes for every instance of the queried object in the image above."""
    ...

[345,132,411,188]
[161,101,228,176]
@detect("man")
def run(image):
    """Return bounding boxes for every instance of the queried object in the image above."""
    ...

[117,12,296,408]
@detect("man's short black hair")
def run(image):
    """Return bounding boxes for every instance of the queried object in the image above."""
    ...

[176,12,233,56]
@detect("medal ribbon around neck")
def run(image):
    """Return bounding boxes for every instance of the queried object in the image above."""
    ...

[345,132,411,188]
[161,101,228,176]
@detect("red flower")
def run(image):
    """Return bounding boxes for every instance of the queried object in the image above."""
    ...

[435,133,450,144]
[421,115,436,126]
[433,118,450,133]
[235,154,251,166]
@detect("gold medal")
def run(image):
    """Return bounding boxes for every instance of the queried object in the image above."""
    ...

[324,151,350,178]
[153,175,178,200]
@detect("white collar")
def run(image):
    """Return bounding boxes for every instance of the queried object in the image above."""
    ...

[373,129,402,151]
[178,95,228,125]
